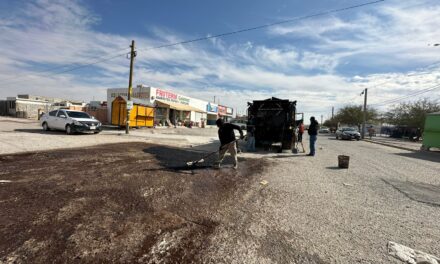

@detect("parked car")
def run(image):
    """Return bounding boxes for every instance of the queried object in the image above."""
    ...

[40,109,102,135]
[336,127,361,140]
[319,126,330,133]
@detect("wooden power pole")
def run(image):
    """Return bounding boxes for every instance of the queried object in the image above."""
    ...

[126,40,136,134]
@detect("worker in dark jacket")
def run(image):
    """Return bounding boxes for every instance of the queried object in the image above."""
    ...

[308,116,319,156]
[215,118,244,169]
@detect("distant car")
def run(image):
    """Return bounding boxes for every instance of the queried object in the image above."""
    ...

[40,109,102,135]
[336,127,361,140]
[319,127,330,133]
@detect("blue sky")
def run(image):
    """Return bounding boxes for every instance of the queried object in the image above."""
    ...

[1,0,440,119]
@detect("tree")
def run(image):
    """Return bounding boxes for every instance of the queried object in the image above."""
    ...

[385,98,440,130]
[323,118,338,128]
[334,105,378,131]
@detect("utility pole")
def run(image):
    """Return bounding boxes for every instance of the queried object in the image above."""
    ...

[213,96,216,103]
[331,106,334,119]
[126,40,136,134]
[361,88,368,139]
[321,115,323,125]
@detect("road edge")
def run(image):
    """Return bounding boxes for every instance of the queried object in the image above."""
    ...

[363,139,418,152]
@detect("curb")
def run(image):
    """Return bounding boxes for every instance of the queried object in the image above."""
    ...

[363,139,418,152]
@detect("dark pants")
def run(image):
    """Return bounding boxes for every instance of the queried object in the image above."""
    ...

[309,135,317,155]
[298,132,303,142]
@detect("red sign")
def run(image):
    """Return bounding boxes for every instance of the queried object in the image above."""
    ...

[218,105,227,115]
[156,89,177,100]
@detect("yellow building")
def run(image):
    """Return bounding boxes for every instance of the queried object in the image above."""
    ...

[111,96,154,127]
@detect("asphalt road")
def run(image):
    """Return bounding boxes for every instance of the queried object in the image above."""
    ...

[1,118,439,263]
[203,135,440,263]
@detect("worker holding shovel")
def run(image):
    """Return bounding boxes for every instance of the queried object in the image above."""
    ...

[215,118,244,169]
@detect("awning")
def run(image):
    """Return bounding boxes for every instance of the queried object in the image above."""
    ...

[155,99,206,113]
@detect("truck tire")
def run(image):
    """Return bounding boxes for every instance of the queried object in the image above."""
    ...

[42,122,50,131]
[66,124,74,135]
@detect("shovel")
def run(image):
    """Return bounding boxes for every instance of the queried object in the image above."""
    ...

[186,139,239,167]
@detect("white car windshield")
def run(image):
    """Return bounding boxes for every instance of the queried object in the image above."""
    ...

[66,111,91,119]
[342,128,356,132]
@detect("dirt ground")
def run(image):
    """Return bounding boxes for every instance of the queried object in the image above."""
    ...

[0,142,271,263]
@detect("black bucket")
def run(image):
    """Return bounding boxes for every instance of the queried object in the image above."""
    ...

[338,155,350,169]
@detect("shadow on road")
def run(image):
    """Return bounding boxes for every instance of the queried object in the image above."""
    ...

[14,129,91,135]
[394,152,440,163]
[271,154,307,159]
[143,144,245,171]
[326,166,345,170]
[14,129,63,134]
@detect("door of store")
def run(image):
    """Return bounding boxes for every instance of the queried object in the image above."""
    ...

[169,109,176,126]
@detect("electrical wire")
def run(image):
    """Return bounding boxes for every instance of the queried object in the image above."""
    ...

[0,46,131,83]
[0,0,384,86]
[370,83,440,106]
[137,0,385,53]
[347,60,440,106]
[358,60,440,92]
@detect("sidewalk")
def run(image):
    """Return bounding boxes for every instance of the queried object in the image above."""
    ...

[364,136,422,152]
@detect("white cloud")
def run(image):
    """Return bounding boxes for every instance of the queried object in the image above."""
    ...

[0,0,440,121]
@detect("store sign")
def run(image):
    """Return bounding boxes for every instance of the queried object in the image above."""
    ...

[207,103,218,113]
[126,100,133,110]
[218,105,227,115]
[156,89,189,105]
[110,91,149,99]
[226,107,233,115]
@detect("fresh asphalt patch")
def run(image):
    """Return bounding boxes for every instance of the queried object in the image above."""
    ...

[0,142,269,263]
[382,178,440,207]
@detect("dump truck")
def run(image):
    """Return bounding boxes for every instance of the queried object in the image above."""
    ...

[247,97,297,151]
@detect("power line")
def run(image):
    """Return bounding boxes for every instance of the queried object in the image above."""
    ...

[0,51,132,87]
[0,46,131,83]
[347,60,440,105]
[0,0,384,86]
[355,60,440,93]
[137,0,385,53]
[371,83,440,106]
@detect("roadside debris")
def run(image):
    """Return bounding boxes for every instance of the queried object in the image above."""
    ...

[342,183,353,187]
[0,180,12,183]
[260,180,269,186]
[388,241,439,264]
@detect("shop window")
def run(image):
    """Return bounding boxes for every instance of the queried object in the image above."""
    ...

[9,101,16,109]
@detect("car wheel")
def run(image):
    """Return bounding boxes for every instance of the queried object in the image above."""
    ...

[66,124,74,135]
[42,122,50,131]
[93,131,100,134]
[336,135,339,139]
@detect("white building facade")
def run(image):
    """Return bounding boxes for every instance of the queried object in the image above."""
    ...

[107,85,223,127]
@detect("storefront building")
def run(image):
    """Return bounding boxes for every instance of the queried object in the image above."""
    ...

[218,105,234,122]
[107,85,210,127]
[206,102,218,125]
[153,88,206,127]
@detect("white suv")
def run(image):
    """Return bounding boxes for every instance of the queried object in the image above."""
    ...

[40,109,102,135]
